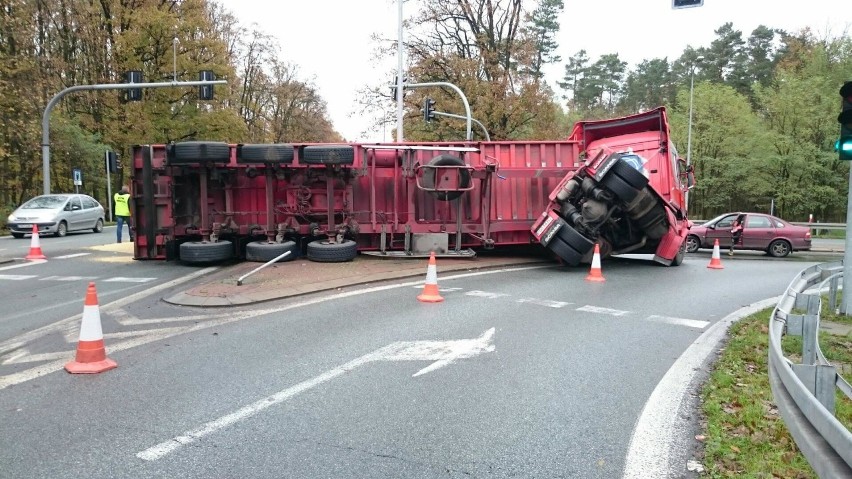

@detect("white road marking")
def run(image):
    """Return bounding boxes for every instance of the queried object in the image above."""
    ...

[0,260,46,271]
[576,305,630,316]
[410,286,463,292]
[112,308,233,326]
[54,253,91,259]
[137,328,496,461]
[40,275,97,281]
[645,315,709,329]
[516,298,572,308]
[0,274,37,281]
[465,290,509,299]
[103,277,156,283]
[622,297,780,479]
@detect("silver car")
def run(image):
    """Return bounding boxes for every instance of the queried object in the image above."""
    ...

[6,194,105,238]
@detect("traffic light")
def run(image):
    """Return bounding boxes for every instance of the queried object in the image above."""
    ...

[839,81,852,161]
[389,75,407,98]
[672,0,703,8]
[107,151,118,173]
[125,70,143,102]
[199,70,216,100]
[423,98,436,122]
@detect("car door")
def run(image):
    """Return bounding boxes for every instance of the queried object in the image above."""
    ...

[81,196,99,229]
[67,196,84,231]
[706,214,737,247]
[742,214,774,250]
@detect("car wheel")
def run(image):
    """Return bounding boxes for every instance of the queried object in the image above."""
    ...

[685,235,700,253]
[245,240,298,262]
[55,221,67,237]
[179,240,234,264]
[93,218,104,233]
[768,239,791,258]
[306,239,358,262]
[11,233,24,239]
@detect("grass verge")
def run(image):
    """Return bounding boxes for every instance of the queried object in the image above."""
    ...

[701,308,852,478]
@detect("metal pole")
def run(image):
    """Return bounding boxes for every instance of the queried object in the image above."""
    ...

[396,0,404,143]
[685,68,695,212]
[41,79,226,195]
[841,164,852,314]
[105,152,113,223]
[404,81,473,140]
[432,111,490,141]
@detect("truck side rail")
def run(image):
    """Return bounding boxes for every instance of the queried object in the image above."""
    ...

[769,261,852,478]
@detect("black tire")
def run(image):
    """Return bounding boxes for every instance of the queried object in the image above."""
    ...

[599,172,639,203]
[245,240,298,262]
[180,240,233,263]
[301,145,355,165]
[547,236,584,266]
[237,144,295,164]
[610,158,650,190]
[167,141,231,165]
[418,155,472,202]
[768,239,791,258]
[55,221,67,237]
[11,232,24,239]
[93,218,104,233]
[555,221,595,256]
[670,240,686,266]
[685,235,700,253]
[306,239,358,262]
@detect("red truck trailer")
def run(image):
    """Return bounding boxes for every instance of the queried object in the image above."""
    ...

[128,107,692,266]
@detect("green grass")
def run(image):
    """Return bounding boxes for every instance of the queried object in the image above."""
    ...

[812,229,845,239]
[701,308,852,478]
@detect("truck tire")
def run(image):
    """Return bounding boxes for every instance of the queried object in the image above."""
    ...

[167,141,231,165]
[237,144,295,164]
[600,172,639,203]
[245,240,298,262]
[180,240,233,264]
[419,155,472,202]
[609,159,649,190]
[547,236,584,266]
[670,241,686,266]
[556,221,595,256]
[307,239,358,262]
[301,145,355,165]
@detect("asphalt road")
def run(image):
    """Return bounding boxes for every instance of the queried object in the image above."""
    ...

[0,250,819,478]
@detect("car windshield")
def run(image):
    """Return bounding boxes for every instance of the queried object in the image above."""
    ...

[20,196,68,209]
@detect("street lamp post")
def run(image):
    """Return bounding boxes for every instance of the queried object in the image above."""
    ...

[684,56,703,212]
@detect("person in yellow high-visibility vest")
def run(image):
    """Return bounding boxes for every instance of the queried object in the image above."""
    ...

[114,185,134,243]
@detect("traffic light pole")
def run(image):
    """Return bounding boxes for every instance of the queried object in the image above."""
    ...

[105,151,113,223]
[40,79,226,195]
[395,81,473,141]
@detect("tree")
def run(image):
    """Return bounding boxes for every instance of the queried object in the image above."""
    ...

[523,0,563,80]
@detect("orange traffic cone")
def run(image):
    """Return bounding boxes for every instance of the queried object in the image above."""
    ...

[707,239,724,269]
[585,243,606,282]
[417,252,445,303]
[25,224,46,260]
[65,282,118,374]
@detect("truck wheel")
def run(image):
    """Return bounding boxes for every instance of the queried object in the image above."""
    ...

[609,159,649,190]
[685,235,700,253]
[670,241,686,266]
[556,221,595,256]
[307,239,358,262]
[419,155,472,202]
[547,236,584,266]
[301,145,355,165]
[600,172,639,203]
[768,239,791,258]
[180,240,233,264]
[245,240,298,262]
[237,144,295,164]
[167,141,231,165]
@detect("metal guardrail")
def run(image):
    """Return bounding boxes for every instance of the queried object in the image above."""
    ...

[769,262,852,478]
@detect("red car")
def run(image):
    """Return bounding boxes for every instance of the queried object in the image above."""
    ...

[686,212,811,257]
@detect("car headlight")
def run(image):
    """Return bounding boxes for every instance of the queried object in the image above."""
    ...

[7,214,15,222]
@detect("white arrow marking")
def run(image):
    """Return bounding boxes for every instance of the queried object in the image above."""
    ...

[517,298,572,308]
[54,253,91,259]
[0,260,46,271]
[137,328,496,461]
[465,290,509,299]
[40,275,97,282]
[0,274,37,281]
[104,277,156,283]
[576,305,630,316]
[645,315,709,329]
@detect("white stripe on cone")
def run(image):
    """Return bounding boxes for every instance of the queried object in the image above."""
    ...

[78,304,104,342]
[425,264,438,285]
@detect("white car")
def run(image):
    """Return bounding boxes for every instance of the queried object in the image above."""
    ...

[6,194,105,238]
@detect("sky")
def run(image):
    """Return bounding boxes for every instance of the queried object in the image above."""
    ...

[215,0,849,142]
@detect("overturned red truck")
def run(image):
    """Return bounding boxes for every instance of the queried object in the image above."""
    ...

[129,107,694,266]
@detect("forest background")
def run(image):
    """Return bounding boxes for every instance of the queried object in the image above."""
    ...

[1,0,850,226]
